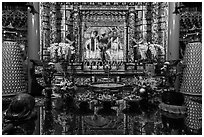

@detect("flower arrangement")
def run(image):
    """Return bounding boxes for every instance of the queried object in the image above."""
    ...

[129,76,162,99]
[133,40,165,62]
[52,76,76,97]
[134,76,159,90]
[48,42,75,62]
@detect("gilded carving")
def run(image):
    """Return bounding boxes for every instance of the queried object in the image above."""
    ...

[40,2,168,64]
[127,7,136,62]
[73,6,80,62]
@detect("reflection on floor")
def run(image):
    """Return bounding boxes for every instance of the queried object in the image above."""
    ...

[3,87,201,135]
[30,88,189,135]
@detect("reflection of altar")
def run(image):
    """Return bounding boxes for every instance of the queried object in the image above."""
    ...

[75,83,125,134]
[34,91,184,135]
[76,99,163,135]
[80,114,124,135]
[77,99,125,135]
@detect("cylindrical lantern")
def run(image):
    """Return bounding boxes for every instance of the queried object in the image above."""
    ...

[180,42,202,96]
[184,96,202,132]
[180,41,202,132]
[2,41,26,96]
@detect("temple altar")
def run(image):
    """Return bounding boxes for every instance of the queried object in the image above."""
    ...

[2,2,202,135]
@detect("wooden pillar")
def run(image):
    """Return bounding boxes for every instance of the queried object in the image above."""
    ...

[167,2,180,61]
[27,2,40,93]
[27,2,40,60]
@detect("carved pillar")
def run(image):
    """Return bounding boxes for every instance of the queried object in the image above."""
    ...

[128,7,136,62]
[50,2,58,44]
[81,21,86,61]
[135,11,141,42]
[73,5,80,62]
[40,2,51,61]
[146,3,153,43]
[167,2,180,60]
[151,3,159,44]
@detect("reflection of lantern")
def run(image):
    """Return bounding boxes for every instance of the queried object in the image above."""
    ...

[161,113,185,134]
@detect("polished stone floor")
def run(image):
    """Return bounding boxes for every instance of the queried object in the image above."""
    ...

[31,88,188,135]
[3,87,199,135]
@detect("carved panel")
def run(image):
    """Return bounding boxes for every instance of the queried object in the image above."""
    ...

[40,2,168,65]
[74,77,91,86]
[73,6,80,62]
[81,11,127,22]
[80,9,128,71]
[95,77,115,83]
[121,77,137,86]
[2,9,27,29]
[128,7,136,62]
[40,2,51,61]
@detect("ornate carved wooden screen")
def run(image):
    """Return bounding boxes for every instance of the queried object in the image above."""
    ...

[40,2,168,72]
[72,3,140,71]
